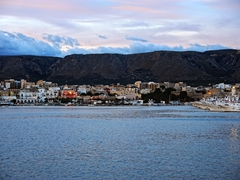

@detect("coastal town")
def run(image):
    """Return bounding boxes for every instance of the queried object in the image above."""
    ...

[0,78,240,109]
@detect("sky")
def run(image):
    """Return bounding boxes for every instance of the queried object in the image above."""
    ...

[0,0,239,57]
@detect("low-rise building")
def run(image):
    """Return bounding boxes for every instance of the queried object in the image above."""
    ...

[59,90,78,99]
[16,90,37,103]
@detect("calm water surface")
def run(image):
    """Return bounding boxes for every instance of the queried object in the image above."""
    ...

[0,106,240,179]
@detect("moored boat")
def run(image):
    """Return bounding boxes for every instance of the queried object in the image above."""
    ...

[191,96,240,112]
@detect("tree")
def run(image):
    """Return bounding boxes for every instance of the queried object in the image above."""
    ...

[179,91,188,102]
[11,99,16,104]
[60,98,72,104]
[164,88,176,103]
[160,85,165,90]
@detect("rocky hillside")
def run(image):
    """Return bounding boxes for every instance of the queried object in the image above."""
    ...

[0,49,240,85]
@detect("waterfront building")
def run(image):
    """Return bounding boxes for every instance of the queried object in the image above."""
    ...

[38,88,59,101]
[1,95,17,101]
[16,90,37,103]
[59,90,78,99]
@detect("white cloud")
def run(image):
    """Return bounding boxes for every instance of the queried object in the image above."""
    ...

[0,31,232,57]
[0,0,239,50]
[185,44,230,51]
[0,31,61,56]
[42,33,80,48]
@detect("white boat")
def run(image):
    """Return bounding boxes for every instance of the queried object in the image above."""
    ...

[0,101,13,106]
[191,95,240,112]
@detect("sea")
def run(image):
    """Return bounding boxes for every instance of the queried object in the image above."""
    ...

[0,105,240,180]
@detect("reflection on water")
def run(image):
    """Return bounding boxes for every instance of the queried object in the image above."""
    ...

[230,128,238,139]
[0,106,240,179]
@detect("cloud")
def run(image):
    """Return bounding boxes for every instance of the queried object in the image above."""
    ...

[0,31,61,56]
[186,43,230,51]
[42,33,80,48]
[128,42,183,54]
[126,35,148,43]
[0,31,232,57]
[92,46,129,54]
[1,0,239,51]
[96,34,108,39]
[56,42,231,55]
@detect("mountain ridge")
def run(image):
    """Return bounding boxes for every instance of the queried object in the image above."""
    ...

[0,49,240,85]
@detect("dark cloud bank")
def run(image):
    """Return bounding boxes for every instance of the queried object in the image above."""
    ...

[0,31,231,57]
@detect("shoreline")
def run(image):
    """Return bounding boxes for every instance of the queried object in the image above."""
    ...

[191,101,240,112]
[1,102,190,107]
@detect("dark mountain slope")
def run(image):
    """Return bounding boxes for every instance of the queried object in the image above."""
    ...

[0,49,240,85]
[0,55,60,81]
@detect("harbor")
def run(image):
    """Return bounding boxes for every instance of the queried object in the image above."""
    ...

[191,86,240,112]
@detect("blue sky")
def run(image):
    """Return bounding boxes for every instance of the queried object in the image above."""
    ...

[0,0,239,57]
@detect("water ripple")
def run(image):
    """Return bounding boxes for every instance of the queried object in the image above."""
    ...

[0,106,240,179]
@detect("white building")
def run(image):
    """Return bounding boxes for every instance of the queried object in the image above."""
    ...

[36,88,59,102]
[140,89,151,94]
[1,96,17,101]
[16,87,60,104]
[77,86,87,94]
[16,90,37,103]
[215,83,231,89]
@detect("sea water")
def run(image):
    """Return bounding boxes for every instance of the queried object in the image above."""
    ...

[0,106,240,179]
